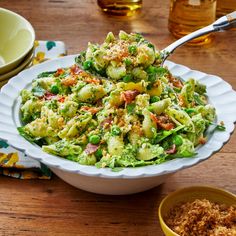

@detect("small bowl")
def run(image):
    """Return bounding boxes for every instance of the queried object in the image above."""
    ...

[0,8,35,74]
[0,48,34,82]
[158,186,236,236]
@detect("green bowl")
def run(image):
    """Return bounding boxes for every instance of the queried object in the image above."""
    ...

[0,48,34,82]
[0,8,35,74]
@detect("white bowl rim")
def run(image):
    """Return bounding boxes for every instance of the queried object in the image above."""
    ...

[0,55,236,179]
[0,7,35,70]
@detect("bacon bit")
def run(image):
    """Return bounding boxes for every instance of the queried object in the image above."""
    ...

[150,113,158,123]
[96,99,103,107]
[168,74,183,88]
[61,77,77,86]
[173,79,183,88]
[81,106,101,115]
[119,51,129,60]
[199,137,207,145]
[58,96,65,103]
[84,77,100,84]
[166,144,177,154]
[100,118,113,129]
[120,90,140,105]
[84,143,99,155]
[55,68,64,76]
[151,114,175,130]
[70,64,82,75]
[44,91,56,100]
[161,123,175,130]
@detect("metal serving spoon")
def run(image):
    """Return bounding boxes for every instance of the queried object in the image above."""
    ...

[161,11,236,64]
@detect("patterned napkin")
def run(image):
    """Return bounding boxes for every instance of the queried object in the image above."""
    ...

[0,40,67,179]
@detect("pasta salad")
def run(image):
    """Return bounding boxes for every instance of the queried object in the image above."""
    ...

[18,31,222,169]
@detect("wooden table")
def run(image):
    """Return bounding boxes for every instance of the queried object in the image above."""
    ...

[1,1,236,235]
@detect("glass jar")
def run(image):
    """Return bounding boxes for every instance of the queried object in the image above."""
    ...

[97,0,142,16]
[216,0,236,18]
[168,0,216,45]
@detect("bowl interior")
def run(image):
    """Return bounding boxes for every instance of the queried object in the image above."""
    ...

[0,8,35,71]
[158,186,236,236]
[0,48,34,81]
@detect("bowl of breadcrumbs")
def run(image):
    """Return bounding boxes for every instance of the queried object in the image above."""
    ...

[158,186,236,236]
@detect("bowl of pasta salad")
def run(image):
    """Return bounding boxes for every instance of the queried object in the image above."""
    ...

[0,31,236,195]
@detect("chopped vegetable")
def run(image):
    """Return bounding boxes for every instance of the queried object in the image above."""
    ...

[37,71,56,78]
[123,74,132,83]
[89,135,101,144]
[128,45,137,55]
[83,60,93,70]
[111,126,121,136]
[150,96,160,103]
[50,85,59,94]
[18,31,221,169]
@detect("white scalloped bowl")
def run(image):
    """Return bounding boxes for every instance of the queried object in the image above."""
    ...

[0,55,236,195]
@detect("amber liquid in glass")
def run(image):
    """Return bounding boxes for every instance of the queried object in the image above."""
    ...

[168,0,216,45]
[217,0,236,18]
[97,0,142,16]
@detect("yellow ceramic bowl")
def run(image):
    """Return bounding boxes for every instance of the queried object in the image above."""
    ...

[0,8,35,74]
[158,186,236,236]
[0,48,34,81]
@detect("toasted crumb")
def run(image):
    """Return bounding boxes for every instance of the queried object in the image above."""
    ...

[165,199,236,236]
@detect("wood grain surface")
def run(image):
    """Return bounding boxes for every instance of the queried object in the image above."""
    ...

[0,0,236,235]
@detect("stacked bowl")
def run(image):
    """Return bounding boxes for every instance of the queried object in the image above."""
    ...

[0,8,35,87]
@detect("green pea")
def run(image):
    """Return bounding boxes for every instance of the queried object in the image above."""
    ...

[50,85,59,94]
[173,135,183,146]
[128,45,137,55]
[150,96,160,103]
[83,60,92,70]
[123,74,132,83]
[111,126,121,136]
[89,135,101,144]
[124,58,132,66]
[95,149,103,159]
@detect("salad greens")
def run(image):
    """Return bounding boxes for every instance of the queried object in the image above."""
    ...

[18,31,224,169]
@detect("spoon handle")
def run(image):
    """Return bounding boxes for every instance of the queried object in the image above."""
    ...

[161,11,236,61]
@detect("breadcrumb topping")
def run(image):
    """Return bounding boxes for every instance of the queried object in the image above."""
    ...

[165,199,236,236]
